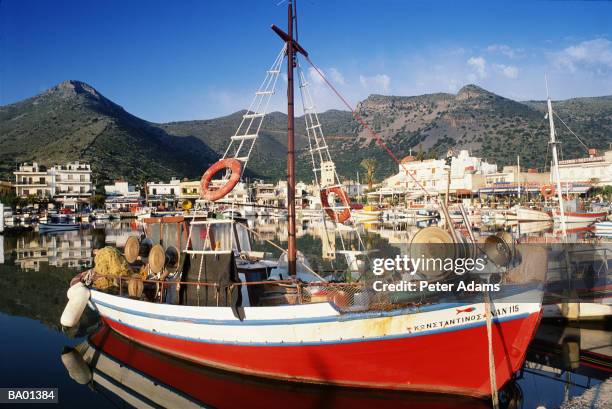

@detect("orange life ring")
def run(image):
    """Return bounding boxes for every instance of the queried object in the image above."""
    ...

[320,186,351,223]
[540,184,556,199]
[200,158,242,202]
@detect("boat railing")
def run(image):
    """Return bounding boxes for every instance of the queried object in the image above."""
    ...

[96,274,378,311]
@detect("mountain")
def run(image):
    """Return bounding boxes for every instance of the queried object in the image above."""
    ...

[1,81,611,185]
[0,80,218,185]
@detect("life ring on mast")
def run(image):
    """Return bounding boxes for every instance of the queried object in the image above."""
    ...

[200,158,242,202]
[320,186,351,223]
[540,184,556,199]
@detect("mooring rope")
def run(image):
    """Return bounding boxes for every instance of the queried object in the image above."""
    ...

[484,291,500,409]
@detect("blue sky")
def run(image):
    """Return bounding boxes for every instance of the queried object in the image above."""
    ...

[1,0,611,122]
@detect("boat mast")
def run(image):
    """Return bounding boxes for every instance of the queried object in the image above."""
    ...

[286,1,297,276]
[546,77,567,238]
[516,155,521,201]
[272,1,308,276]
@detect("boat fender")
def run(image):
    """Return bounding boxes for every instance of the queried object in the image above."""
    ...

[61,347,92,385]
[200,158,242,202]
[320,186,351,223]
[61,283,91,328]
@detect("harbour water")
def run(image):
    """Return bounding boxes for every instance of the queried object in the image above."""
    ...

[0,219,610,408]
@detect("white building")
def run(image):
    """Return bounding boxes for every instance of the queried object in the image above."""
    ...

[556,149,612,187]
[342,180,365,198]
[13,162,93,207]
[320,161,336,187]
[146,178,181,206]
[53,162,94,207]
[104,180,142,211]
[384,150,497,195]
[147,178,180,197]
[104,180,140,198]
[14,163,54,197]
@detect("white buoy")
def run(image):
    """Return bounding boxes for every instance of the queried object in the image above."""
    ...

[61,283,90,328]
[61,348,92,385]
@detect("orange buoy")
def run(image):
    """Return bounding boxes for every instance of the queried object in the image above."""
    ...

[540,184,556,199]
[320,186,351,223]
[200,158,242,202]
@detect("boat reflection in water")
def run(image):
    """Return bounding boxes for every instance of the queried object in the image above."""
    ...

[63,325,522,409]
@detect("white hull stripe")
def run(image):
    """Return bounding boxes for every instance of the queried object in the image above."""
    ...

[94,297,478,326]
[90,284,541,326]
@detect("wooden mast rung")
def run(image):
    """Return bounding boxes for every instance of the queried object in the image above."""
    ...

[243,113,265,119]
[231,134,258,141]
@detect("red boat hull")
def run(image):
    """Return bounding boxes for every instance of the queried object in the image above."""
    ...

[102,309,541,398]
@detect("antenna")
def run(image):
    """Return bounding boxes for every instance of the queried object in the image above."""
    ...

[545,73,550,100]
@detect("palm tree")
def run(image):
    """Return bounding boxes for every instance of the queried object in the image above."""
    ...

[360,159,376,189]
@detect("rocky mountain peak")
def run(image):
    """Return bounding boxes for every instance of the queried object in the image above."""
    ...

[456,84,493,101]
[48,79,103,101]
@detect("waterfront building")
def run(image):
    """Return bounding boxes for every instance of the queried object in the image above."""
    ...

[556,149,612,187]
[13,162,93,208]
[480,166,551,196]
[53,162,93,209]
[342,180,365,198]
[179,180,201,202]
[146,178,181,207]
[383,150,497,195]
[104,179,142,211]
[104,180,140,198]
[14,163,54,198]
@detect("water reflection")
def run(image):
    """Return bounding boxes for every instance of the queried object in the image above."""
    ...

[15,231,94,271]
[0,218,610,408]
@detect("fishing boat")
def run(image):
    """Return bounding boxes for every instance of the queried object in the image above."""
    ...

[62,2,545,399]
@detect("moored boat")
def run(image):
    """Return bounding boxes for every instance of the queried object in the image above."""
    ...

[61,2,547,399]
[553,209,607,224]
[39,222,80,232]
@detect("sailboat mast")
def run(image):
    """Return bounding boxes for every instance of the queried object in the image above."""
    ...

[546,81,567,238]
[516,155,521,200]
[286,0,297,275]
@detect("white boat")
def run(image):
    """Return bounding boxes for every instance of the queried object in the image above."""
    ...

[135,208,154,221]
[553,209,607,224]
[508,206,552,222]
[352,205,381,222]
[594,221,612,232]
[92,210,110,220]
[516,221,553,235]
[39,222,80,232]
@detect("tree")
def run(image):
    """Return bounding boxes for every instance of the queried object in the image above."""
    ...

[416,143,424,161]
[90,194,106,209]
[360,159,376,189]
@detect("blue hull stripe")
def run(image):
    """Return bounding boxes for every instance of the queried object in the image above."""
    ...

[92,288,538,327]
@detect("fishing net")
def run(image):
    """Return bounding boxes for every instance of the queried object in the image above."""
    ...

[92,247,131,290]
